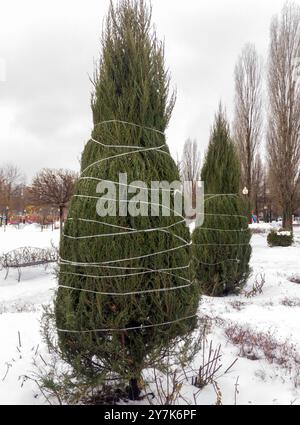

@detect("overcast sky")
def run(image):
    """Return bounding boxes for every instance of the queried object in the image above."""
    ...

[0,0,298,182]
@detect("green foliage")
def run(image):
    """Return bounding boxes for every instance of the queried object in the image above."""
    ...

[267,229,293,247]
[54,0,200,398]
[31,306,205,405]
[192,107,251,296]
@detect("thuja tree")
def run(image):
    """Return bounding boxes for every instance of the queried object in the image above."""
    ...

[192,106,251,296]
[55,0,200,400]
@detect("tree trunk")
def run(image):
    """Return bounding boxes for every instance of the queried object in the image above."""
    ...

[246,161,252,223]
[59,206,64,235]
[255,195,259,222]
[128,378,141,400]
[245,194,252,224]
[283,202,293,232]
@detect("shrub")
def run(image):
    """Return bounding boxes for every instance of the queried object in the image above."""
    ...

[267,229,293,247]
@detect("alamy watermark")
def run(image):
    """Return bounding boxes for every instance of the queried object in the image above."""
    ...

[94,173,205,228]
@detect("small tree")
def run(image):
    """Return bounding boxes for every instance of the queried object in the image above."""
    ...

[30,168,77,233]
[192,106,251,296]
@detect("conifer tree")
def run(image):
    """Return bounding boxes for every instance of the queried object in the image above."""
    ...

[192,106,251,296]
[55,0,200,399]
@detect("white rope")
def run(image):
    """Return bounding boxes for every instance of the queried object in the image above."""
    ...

[62,242,189,265]
[58,119,248,333]
[59,259,189,272]
[59,120,194,331]
[197,212,248,219]
[64,212,189,244]
[57,313,197,334]
[90,137,150,150]
[63,225,188,245]
[58,279,191,296]
[67,217,185,232]
[67,217,137,232]
[81,144,169,176]
[78,175,178,192]
[63,229,188,244]
[60,258,239,268]
[59,265,190,283]
[194,242,249,246]
[204,194,239,202]
[93,119,165,135]
[198,227,248,232]
[71,194,185,221]
[70,193,248,223]
[66,218,247,235]
[196,259,240,266]
[205,193,238,196]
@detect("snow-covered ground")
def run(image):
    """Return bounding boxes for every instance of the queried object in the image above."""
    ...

[1,223,300,405]
[0,225,59,404]
[197,224,300,405]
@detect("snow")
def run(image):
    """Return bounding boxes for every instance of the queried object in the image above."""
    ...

[1,223,300,405]
[274,230,292,236]
[249,222,275,230]
[0,225,59,405]
[0,224,59,254]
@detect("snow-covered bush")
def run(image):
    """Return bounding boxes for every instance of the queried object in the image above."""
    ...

[267,229,293,247]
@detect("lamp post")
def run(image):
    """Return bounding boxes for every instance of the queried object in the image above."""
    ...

[242,187,251,224]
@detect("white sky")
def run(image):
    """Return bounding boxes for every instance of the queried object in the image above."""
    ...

[0,0,298,181]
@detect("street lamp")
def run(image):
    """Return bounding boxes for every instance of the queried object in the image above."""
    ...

[242,187,249,196]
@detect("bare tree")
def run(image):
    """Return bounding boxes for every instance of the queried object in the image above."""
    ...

[233,43,263,208]
[0,164,24,217]
[29,168,77,233]
[267,2,300,230]
[180,138,201,217]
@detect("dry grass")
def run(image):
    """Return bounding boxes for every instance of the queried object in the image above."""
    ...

[243,274,265,298]
[225,324,300,384]
[281,297,300,307]
[230,300,246,311]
